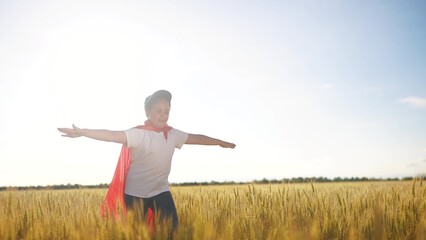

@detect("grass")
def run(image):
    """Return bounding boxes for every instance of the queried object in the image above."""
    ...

[1,180,425,239]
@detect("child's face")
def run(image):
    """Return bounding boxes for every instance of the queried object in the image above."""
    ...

[146,99,170,128]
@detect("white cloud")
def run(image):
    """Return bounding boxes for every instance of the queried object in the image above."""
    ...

[320,83,334,89]
[399,96,426,108]
[408,158,426,168]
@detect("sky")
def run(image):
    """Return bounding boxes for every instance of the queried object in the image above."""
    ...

[1,0,425,186]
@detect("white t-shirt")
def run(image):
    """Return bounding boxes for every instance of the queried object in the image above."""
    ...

[124,128,188,198]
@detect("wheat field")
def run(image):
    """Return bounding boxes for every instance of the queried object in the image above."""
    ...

[1,180,425,239]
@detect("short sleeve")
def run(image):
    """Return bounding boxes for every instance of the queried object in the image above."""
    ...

[174,129,188,149]
[124,128,145,148]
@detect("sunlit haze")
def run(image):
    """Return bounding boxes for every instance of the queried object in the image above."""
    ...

[1,1,425,186]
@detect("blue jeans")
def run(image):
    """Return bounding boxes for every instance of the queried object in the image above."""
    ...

[124,191,179,231]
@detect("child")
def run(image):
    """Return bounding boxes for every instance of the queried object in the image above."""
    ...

[58,90,236,234]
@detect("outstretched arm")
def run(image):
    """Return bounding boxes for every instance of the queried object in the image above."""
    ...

[185,134,236,149]
[58,124,127,144]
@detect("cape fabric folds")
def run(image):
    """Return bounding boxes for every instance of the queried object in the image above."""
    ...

[100,144,131,219]
[100,121,172,233]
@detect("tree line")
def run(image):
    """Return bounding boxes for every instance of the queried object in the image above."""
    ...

[1,176,424,191]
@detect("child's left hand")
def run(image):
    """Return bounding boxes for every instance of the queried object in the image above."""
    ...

[220,141,236,149]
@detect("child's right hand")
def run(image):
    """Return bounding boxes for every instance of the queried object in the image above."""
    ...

[57,124,83,138]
